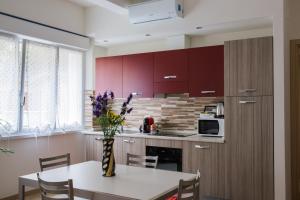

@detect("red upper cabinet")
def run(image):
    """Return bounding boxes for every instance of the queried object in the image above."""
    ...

[123,53,154,98]
[95,56,123,98]
[188,45,224,97]
[154,49,188,93]
[154,49,188,82]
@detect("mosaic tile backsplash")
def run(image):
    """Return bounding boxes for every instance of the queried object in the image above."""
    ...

[85,91,223,134]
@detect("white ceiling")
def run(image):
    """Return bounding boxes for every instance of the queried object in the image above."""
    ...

[68,0,145,8]
[68,0,273,47]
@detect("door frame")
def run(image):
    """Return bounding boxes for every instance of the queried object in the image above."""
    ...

[290,39,300,200]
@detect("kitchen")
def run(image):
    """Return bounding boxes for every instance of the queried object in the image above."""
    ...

[0,0,294,200]
[83,35,273,200]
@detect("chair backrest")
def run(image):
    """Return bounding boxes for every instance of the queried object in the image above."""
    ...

[126,153,158,168]
[37,173,74,200]
[177,176,200,200]
[39,153,70,171]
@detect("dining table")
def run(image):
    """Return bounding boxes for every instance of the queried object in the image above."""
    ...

[19,161,196,200]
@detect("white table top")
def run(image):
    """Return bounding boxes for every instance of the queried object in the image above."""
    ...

[20,161,196,200]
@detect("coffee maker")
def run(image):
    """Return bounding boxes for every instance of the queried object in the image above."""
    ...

[143,116,154,133]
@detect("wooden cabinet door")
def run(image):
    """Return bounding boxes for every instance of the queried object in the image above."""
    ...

[95,56,123,97]
[183,141,212,199]
[123,53,154,98]
[188,46,224,97]
[225,37,273,96]
[122,137,146,164]
[225,96,273,200]
[154,49,188,81]
[85,135,103,161]
[114,137,124,164]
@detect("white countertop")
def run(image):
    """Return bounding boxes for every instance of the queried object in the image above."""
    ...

[20,161,196,200]
[81,130,225,143]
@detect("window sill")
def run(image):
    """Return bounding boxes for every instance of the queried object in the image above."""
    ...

[0,130,83,141]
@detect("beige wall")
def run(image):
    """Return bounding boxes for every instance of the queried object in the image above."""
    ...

[0,133,85,198]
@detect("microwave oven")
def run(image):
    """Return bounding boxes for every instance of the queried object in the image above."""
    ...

[198,114,224,137]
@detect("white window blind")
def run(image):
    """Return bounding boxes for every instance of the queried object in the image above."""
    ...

[57,48,83,130]
[0,35,21,135]
[22,41,57,133]
[0,32,84,136]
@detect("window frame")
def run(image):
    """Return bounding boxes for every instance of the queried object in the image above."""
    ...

[0,32,85,136]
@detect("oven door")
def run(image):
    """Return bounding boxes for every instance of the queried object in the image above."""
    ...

[198,119,221,137]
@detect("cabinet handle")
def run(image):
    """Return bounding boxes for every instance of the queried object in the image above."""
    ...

[123,139,135,144]
[239,100,256,104]
[95,137,103,141]
[164,75,177,79]
[201,90,216,94]
[132,92,142,96]
[239,89,256,93]
[194,145,209,149]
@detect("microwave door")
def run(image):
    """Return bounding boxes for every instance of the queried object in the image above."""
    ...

[198,120,220,136]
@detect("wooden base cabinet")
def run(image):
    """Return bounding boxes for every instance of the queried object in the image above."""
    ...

[225,96,274,200]
[183,141,226,199]
[85,135,103,161]
[85,135,124,164]
[121,137,145,164]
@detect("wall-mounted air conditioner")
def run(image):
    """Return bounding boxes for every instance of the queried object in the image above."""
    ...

[128,0,184,24]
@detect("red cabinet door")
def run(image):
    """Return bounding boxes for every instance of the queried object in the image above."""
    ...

[154,49,188,83]
[123,53,154,98]
[154,82,189,94]
[95,56,123,97]
[188,46,224,97]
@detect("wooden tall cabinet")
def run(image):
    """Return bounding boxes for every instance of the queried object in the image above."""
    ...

[224,37,274,200]
[225,37,273,96]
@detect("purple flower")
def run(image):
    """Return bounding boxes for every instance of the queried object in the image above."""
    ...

[110,91,115,99]
[127,107,133,114]
[127,93,133,104]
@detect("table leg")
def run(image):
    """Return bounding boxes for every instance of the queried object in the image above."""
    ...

[18,180,25,200]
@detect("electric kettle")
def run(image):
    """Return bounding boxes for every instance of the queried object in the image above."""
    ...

[216,102,224,118]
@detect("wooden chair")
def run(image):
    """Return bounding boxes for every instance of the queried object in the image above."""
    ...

[126,153,158,168]
[37,173,74,200]
[177,176,200,200]
[39,153,70,171]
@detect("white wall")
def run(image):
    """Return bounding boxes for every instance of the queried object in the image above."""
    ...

[0,133,85,198]
[95,27,273,57]
[0,0,89,50]
[191,27,273,47]
[0,0,85,34]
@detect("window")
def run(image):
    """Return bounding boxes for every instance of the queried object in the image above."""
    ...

[0,35,21,135]
[23,41,57,132]
[0,33,84,136]
[57,48,83,130]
